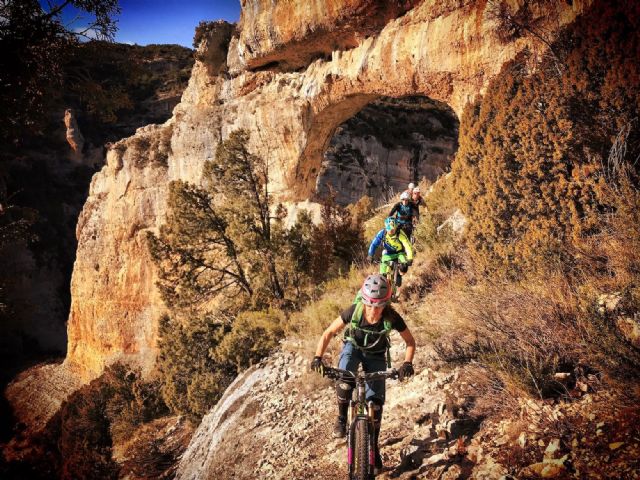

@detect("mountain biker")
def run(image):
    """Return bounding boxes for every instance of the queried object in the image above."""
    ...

[388,191,418,239]
[406,182,415,195]
[411,187,426,221]
[311,274,416,474]
[368,217,413,294]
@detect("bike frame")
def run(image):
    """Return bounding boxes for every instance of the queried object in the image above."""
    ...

[373,258,401,295]
[323,366,398,479]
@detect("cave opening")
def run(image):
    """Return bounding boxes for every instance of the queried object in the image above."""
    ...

[315,96,459,206]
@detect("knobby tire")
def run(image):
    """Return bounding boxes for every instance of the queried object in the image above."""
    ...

[353,418,370,480]
[393,262,401,288]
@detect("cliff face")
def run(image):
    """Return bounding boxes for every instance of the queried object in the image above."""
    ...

[10,0,591,427]
[318,96,458,204]
[65,124,172,380]
[235,0,423,71]
[0,43,193,394]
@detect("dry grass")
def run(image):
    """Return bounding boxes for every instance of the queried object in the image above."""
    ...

[284,266,365,354]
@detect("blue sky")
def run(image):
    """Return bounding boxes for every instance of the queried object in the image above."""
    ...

[49,0,241,48]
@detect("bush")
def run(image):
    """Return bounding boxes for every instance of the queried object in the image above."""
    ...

[310,192,367,279]
[452,1,640,276]
[156,314,233,419]
[212,310,285,370]
[103,364,168,444]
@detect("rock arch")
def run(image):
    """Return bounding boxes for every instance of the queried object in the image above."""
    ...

[227,0,590,202]
[315,95,459,204]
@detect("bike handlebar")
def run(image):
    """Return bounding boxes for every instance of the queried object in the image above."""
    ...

[321,365,399,382]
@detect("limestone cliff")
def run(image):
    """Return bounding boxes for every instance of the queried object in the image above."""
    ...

[65,123,173,381]
[10,0,591,429]
[318,96,458,204]
[234,0,423,71]
[0,42,193,395]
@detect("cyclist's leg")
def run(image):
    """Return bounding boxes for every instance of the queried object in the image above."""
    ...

[400,222,412,239]
[335,343,361,434]
[378,255,390,275]
[361,353,387,405]
[380,253,398,276]
[395,253,408,288]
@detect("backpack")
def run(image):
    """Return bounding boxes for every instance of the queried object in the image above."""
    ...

[344,292,393,367]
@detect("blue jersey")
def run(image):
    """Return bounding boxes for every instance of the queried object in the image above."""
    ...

[388,202,416,224]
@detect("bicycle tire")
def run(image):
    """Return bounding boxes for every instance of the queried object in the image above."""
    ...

[352,418,370,480]
[384,261,394,287]
[394,261,401,287]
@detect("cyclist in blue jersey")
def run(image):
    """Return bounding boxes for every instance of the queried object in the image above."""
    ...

[388,191,418,239]
[367,217,413,292]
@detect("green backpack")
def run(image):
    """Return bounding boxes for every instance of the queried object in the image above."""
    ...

[344,292,393,367]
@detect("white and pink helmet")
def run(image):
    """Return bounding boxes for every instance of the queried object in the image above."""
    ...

[360,274,392,307]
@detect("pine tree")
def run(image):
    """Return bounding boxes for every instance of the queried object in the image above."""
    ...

[204,129,285,302]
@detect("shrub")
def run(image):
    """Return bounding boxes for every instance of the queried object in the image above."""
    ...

[452,1,640,276]
[103,364,168,444]
[212,309,285,370]
[156,313,233,419]
[311,191,367,279]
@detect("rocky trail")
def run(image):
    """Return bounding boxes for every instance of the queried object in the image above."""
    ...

[174,277,640,480]
[175,345,467,480]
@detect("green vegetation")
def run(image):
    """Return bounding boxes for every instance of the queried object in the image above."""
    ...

[213,309,285,370]
[148,130,370,418]
[155,314,231,419]
[427,0,640,398]
[452,1,640,277]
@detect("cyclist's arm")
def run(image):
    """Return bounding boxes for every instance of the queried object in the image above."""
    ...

[367,229,384,257]
[388,203,399,218]
[314,316,346,357]
[399,327,416,363]
[411,204,420,223]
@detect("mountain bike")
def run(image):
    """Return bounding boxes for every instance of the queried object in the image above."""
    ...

[322,366,399,480]
[373,258,402,299]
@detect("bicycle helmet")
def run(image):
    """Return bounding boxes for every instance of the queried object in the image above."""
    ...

[408,182,415,190]
[412,187,420,194]
[384,217,397,232]
[400,191,410,201]
[360,274,392,307]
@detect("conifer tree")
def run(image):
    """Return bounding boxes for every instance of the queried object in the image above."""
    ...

[147,180,252,309]
[204,129,285,302]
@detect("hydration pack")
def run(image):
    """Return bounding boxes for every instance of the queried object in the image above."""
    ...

[344,293,393,367]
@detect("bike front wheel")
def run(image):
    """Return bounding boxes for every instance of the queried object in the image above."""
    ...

[352,418,371,480]
[393,262,401,288]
